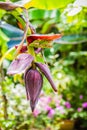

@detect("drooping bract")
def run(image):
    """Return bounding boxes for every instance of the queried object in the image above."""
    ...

[24,69,43,111]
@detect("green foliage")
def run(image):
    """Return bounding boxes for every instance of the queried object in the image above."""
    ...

[0,29,9,57]
[17,0,73,10]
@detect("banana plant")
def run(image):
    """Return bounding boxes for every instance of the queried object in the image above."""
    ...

[0,1,62,112]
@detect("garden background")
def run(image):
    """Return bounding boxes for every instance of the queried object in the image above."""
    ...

[0,0,87,130]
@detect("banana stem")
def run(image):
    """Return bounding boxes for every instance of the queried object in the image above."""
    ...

[0,47,15,66]
[15,8,30,56]
[28,46,36,61]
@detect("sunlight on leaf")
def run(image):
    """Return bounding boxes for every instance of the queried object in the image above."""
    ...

[0,47,15,66]
[17,0,73,10]
[74,0,87,7]
[0,9,6,19]
[67,6,82,16]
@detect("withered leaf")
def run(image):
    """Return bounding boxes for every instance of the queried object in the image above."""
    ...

[0,2,21,11]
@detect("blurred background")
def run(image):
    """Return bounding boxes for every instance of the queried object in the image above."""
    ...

[0,0,87,130]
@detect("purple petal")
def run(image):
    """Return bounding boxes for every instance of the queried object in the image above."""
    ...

[24,69,43,112]
[82,102,87,108]
[7,53,34,75]
[48,108,55,118]
[35,63,57,92]
[77,107,82,112]
[65,101,71,109]
[79,95,83,99]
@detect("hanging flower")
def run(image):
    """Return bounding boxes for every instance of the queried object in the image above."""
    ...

[7,57,57,111]
[7,33,62,112]
[24,68,43,111]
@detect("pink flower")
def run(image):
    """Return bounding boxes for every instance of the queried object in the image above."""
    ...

[47,97,52,103]
[82,102,87,108]
[65,101,71,109]
[48,108,55,118]
[79,95,83,99]
[57,106,65,114]
[77,107,82,112]
[56,100,61,107]
[33,109,40,117]
[46,106,52,111]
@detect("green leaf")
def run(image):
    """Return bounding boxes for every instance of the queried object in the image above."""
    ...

[17,0,73,10]
[0,9,6,19]
[36,53,45,63]
[56,34,87,44]
[5,48,16,60]
[28,8,60,20]
[0,29,9,42]
[0,29,9,56]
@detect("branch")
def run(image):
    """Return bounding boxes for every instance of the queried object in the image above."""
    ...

[0,65,8,120]
[15,8,29,55]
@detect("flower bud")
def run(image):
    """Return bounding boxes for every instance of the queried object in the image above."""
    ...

[24,68,43,112]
